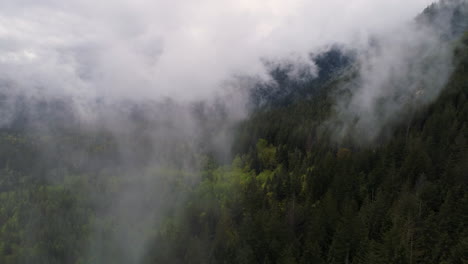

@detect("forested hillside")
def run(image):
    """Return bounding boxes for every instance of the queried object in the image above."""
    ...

[145,32,468,264]
[0,1,467,264]
[0,30,466,264]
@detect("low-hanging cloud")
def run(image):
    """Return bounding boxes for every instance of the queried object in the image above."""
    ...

[329,0,466,144]
[1,1,448,263]
[0,0,433,103]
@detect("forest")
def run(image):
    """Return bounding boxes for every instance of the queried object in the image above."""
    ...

[0,1,467,264]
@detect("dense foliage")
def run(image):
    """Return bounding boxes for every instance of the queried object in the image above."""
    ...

[145,34,468,264]
[0,3,467,264]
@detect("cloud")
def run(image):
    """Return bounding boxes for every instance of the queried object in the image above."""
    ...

[0,0,434,102]
[0,1,447,262]
[327,0,463,144]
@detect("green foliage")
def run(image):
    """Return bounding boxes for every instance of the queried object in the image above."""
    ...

[145,32,468,263]
[1,24,468,264]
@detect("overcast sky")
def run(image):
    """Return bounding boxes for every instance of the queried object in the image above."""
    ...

[0,0,434,101]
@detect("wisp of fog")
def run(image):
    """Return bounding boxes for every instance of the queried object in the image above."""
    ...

[2,0,456,263]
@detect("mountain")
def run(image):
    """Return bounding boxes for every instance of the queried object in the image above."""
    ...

[147,34,468,264]
[249,46,355,108]
[0,1,466,264]
[419,0,468,38]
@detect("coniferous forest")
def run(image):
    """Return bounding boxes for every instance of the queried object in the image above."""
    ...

[0,1,467,264]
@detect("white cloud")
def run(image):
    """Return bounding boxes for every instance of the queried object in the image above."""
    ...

[0,0,434,101]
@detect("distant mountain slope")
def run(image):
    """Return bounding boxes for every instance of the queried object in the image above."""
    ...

[419,0,468,38]
[249,0,468,111]
[249,46,355,108]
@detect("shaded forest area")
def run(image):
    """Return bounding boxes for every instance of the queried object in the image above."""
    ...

[146,33,468,264]
[0,3,467,264]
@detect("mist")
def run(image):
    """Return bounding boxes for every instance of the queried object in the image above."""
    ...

[1,0,457,263]
[0,0,433,101]
[327,0,467,144]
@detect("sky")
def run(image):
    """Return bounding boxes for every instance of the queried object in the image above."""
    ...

[0,0,435,101]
